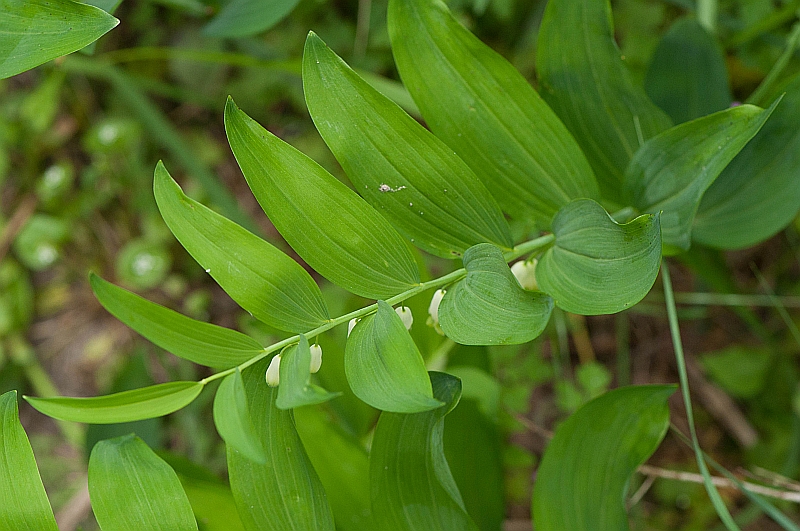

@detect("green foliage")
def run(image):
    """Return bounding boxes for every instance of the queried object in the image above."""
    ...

[88,435,199,531]
[532,385,675,530]
[0,391,58,531]
[369,372,479,531]
[0,0,118,79]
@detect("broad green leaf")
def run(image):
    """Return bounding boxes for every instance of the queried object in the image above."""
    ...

[154,162,330,332]
[25,381,204,423]
[345,300,443,413]
[644,18,731,124]
[439,244,553,345]
[91,273,263,369]
[622,102,778,253]
[370,372,478,531]
[535,199,662,315]
[536,0,673,198]
[302,33,513,258]
[203,0,301,38]
[0,391,58,531]
[277,334,340,409]
[295,406,375,531]
[0,0,118,78]
[532,385,675,531]
[179,476,246,531]
[89,435,198,531]
[213,369,267,464]
[225,98,420,299]
[227,360,335,531]
[694,74,800,249]
[388,0,598,225]
[442,387,504,531]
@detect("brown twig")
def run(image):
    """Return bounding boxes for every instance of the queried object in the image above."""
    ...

[55,476,92,531]
[0,194,38,262]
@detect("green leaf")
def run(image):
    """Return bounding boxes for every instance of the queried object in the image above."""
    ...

[227,360,335,531]
[387,0,598,224]
[225,98,420,299]
[88,435,198,531]
[694,75,800,249]
[536,0,673,198]
[203,0,301,38]
[0,0,118,79]
[535,199,662,315]
[154,162,330,332]
[0,391,58,531]
[644,18,731,125]
[295,405,375,531]
[91,274,263,369]
[213,369,267,464]
[277,335,340,409]
[442,386,504,531]
[532,385,675,531]
[25,381,204,423]
[370,372,478,531]
[177,473,246,531]
[302,33,513,258]
[439,243,553,345]
[622,102,778,253]
[345,300,443,413]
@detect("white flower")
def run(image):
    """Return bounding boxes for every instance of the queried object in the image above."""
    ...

[511,259,539,291]
[395,305,413,330]
[265,354,282,387]
[309,344,323,373]
[428,289,446,324]
[347,318,360,337]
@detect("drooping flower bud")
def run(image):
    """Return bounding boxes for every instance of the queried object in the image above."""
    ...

[309,344,323,373]
[511,259,539,291]
[347,318,360,337]
[395,305,413,330]
[428,289,446,324]
[266,354,282,387]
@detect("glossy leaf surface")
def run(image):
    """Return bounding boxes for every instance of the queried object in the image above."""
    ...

[228,360,334,531]
[346,300,442,413]
[277,335,340,409]
[532,385,675,530]
[694,75,800,249]
[536,0,673,198]
[370,372,478,531]
[388,0,598,224]
[91,274,262,369]
[225,98,420,299]
[0,391,58,531]
[623,103,777,253]
[89,435,198,531]
[203,0,301,38]
[536,199,662,315]
[213,369,267,464]
[644,18,731,124]
[295,406,375,530]
[154,162,330,332]
[439,244,553,345]
[0,0,118,78]
[303,33,512,258]
[25,381,204,423]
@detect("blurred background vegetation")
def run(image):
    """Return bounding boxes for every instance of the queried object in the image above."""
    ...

[2,0,800,529]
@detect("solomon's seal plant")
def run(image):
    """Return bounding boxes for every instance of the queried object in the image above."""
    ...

[4,0,800,528]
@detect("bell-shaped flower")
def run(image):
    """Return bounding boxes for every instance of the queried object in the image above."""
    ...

[309,343,323,373]
[347,317,360,337]
[265,354,282,387]
[511,258,539,291]
[395,305,413,330]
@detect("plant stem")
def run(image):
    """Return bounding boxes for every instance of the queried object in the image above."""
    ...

[662,263,741,530]
[648,291,800,308]
[697,0,718,34]
[200,234,555,385]
[747,22,800,106]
